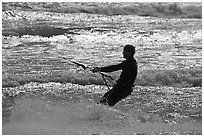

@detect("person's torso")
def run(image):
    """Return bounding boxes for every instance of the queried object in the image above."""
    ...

[117,58,137,85]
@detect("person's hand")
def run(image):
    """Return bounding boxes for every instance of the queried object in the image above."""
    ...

[91,67,101,73]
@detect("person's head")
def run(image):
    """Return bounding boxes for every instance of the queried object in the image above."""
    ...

[123,44,135,59]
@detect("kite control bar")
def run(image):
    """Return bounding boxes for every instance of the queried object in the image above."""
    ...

[58,56,113,80]
[58,56,113,91]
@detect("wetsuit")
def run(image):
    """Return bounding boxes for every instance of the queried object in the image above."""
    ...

[98,57,138,106]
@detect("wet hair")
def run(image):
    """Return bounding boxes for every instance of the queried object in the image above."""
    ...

[124,44,135,56]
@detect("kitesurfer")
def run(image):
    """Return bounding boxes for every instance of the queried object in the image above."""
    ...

[92,44,138,106]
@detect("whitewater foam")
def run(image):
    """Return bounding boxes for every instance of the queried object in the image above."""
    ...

[2,97,201,135]
[2,98,134,134]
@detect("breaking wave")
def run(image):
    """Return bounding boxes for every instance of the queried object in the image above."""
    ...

[3,68,202,88]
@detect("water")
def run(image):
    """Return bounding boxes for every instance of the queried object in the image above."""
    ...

[2,11,202,87]
[3,98,201,135]
[3,99,132,135]
[2,82,202,135]
[2,8,202,135]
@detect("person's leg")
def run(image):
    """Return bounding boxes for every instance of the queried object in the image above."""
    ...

[97,85,117,105]
[97,89,113,105]
[98,86,132,106]
[107,92,128,106]
[107,87,132,106]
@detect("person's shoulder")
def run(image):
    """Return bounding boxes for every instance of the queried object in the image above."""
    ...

[132,57,137,61]
[129,57,136,61]
[132,58,137,64]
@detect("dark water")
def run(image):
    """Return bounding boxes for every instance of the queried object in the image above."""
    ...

[2,82,202,135]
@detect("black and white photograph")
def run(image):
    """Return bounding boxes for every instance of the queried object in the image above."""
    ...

[1,1,202,135]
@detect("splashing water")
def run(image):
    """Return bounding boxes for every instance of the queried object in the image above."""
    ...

[2,97,201,135]
[2,98,133,135]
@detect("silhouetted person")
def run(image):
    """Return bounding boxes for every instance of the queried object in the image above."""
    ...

[92,44,138,106]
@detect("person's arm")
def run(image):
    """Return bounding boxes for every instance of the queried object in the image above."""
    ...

[100,62,123,72]
[92,61,125,73]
